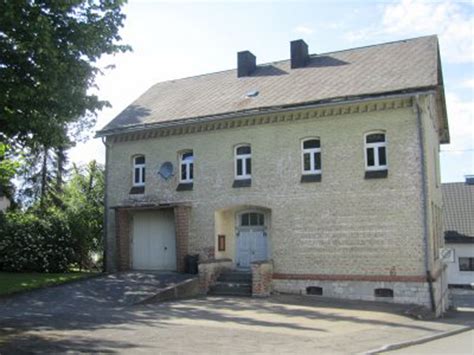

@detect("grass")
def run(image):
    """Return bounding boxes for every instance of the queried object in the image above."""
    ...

[0,271,99,296]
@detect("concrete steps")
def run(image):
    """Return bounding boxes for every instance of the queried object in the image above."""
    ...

[209,271,252,297]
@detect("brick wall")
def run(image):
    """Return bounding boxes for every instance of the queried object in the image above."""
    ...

[251,261,273,297]
[174,205,190,272]
[105,95,445,308]
[115,208,130,271]
[107,97,426,277]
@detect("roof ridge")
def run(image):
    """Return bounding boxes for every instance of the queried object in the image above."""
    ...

[146,35,438,88]
[314,34,437,57]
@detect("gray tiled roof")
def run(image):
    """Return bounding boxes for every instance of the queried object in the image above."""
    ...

[443,182,474,242]
[99,35,441,134]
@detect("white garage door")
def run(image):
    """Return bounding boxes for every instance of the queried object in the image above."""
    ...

[132,210,177,271]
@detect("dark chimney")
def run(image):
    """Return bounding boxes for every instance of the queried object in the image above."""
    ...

[237,51,256,77]
[291,39,309,69]
[466,175,474,185]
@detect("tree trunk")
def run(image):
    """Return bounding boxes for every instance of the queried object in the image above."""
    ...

[56,146,64,195]
[40,146,49,208]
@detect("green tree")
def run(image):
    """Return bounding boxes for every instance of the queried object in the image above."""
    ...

[63,160,104,269]
[0,142,20,202]
[19,143,69,208]
[0,0,130,149]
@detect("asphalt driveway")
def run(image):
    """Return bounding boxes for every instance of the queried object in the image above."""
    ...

[0,271,194,319]
[1,279,472,354]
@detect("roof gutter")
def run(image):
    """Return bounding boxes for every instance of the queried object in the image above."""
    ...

[95,88,437,138]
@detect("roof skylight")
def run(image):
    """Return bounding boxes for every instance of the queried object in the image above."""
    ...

[246,90,259,98]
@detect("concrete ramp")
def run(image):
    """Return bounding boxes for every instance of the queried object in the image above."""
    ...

[137,277,201,304]
[107,272,198,305]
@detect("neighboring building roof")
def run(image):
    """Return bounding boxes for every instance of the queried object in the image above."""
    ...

[98,35,448,139]
[443,181,474,244]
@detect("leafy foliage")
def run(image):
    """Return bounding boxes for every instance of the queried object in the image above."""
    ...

[64,161,105,267]
[0,0,130,148]
[0,1,123,271]
[0,208,75,273]
[0,160,105,272]
[0,142,19,200]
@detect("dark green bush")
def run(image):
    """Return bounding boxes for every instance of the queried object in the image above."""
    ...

[0,208,76,272]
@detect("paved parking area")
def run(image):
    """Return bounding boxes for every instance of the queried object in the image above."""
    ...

[387,330,473,354]
[1,289,472,354]
[0,272,194,319]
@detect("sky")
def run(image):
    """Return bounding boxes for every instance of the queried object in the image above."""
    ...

[69,0,474,183]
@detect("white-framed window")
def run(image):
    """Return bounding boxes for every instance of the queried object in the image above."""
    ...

[459,257,474,272]
[180,151,194,183]
[133,155,145,186]
[240,212,265,227]
[235,144,251,179]
[301,138,321,175]
[365,132,387,171]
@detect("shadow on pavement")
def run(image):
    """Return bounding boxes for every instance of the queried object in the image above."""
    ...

[1,281,472,353]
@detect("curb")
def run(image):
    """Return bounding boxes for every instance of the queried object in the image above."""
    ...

[364,326,473,354]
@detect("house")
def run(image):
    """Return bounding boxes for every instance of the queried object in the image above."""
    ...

[97,35,450,315]
[442,176,474,287]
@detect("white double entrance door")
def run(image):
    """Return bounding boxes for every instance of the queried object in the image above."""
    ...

[236,227,268,269]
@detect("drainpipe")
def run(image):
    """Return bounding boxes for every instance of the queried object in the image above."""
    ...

[415,95,436,313]
[101,136,110,273]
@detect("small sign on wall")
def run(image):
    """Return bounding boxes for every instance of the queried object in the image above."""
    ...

[440,248,454,262]
[218,235,226,251]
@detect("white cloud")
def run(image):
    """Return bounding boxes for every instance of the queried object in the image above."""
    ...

[346,0,473,64]
[293,25,314,35]
[444,92,474,152]
[441,91,474,181]
[382,0,473,63]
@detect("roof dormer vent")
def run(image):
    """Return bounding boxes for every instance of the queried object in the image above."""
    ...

[291,39,309,69]
[466,175,474,185]
[237,51,256,78]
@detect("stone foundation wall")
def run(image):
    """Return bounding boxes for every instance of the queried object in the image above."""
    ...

[273,279,433,307]
[251,260,273,297]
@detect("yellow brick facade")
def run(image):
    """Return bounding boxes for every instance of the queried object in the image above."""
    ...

[107,96,440,270]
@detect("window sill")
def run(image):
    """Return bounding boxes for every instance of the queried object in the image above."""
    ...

[365,170,388,179]
[301,174,321,183]
[232,179,251,188]
[177,182,193,191]
[129,186,145,194]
